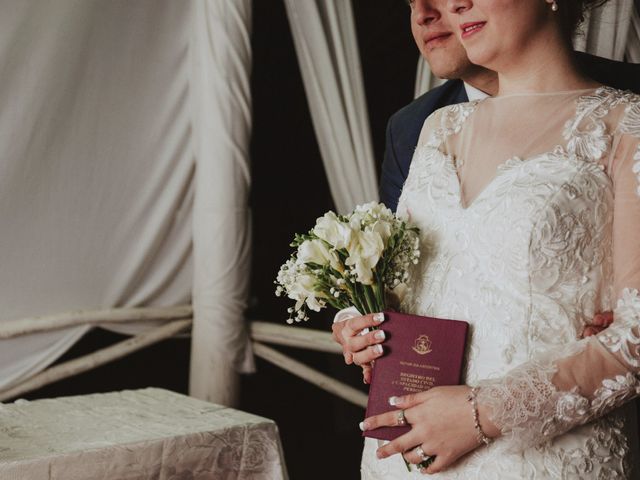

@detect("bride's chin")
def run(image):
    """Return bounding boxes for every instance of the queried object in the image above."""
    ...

[463,47,499,72]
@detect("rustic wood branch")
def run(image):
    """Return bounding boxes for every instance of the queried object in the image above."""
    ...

[0,319,192,401]
[0,305,193,339]
[252,341,367,408]
[250,321,342,354]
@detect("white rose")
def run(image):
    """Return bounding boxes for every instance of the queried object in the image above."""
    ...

[297,239,342,271]
[345,230,384,285]
[313,212,353,250]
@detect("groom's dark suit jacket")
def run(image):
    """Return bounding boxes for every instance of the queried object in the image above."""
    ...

[380,52,640,212]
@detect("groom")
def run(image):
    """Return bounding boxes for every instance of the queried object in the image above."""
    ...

[381,0,640,213]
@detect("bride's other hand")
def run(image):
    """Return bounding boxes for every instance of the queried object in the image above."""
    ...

[362,386,500,474]
[331,313,386,384]
[581,311,613,338]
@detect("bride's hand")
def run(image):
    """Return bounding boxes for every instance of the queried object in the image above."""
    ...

[331,313,386,384]
[361,386,500,474]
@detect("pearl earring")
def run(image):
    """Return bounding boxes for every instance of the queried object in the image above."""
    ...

[551,0,559,11]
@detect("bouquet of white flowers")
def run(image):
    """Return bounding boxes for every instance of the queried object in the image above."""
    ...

[275,202,420,324]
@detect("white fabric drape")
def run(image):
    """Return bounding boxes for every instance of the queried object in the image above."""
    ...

[189,0,254,406]
[627,7,640,62]
[0,0,253,401]
[283,0,378,215]
[574,0,635,60]
[414,58,446,99]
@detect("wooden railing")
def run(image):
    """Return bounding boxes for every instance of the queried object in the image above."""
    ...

[0,306,367,407]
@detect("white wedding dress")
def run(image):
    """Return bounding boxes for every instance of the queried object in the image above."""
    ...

[361,87,640,479]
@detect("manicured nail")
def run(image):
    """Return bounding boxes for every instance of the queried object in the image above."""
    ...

[389,396,400,406]
[373,344,383,354]
[373,312,385,323]
[359,421,365,431]
[374,330,386,340]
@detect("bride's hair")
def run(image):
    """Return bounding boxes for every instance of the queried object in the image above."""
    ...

[559,0,609,43]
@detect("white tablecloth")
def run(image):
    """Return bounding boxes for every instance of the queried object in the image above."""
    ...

[0,388,288,479]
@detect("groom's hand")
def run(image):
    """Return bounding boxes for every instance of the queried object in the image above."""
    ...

[332,313,387,384]
[582,311,614,338]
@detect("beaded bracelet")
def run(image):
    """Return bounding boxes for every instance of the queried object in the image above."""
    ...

[467,386,493,447]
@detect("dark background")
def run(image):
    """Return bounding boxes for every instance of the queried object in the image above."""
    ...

[23,2,418,480]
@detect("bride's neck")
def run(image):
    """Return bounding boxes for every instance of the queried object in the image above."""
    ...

[495,31,597,96]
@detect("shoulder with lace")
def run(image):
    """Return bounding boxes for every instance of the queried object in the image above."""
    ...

[613,88,640,196]
[419,100,481,150]
[564,86,640,162]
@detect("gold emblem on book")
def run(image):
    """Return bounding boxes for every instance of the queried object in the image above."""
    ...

[412,334,432,355]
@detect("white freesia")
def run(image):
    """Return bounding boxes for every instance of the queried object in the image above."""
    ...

[287,272,317,310]
[305,294,326,312]
[346,229,384,285]
[313,211,353,249]
[297,239,341,271]
[355,201,393,219]
[368,219,393,243]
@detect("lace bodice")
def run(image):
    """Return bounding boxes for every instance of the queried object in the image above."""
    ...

[377,87,640,478]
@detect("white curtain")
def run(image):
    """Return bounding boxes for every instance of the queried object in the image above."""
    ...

[574,0,635,60]
[189,0,254,406]
[0,0,253,402]
[627,7,640,62]
[283,0,378,215]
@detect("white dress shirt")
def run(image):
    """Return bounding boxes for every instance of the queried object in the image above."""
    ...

[464,82,490,101]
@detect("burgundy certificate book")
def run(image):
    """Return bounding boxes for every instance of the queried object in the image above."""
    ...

[363,311,469,441]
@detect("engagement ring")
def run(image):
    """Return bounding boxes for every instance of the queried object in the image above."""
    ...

[396,409,407,426]
[415,446,430,463]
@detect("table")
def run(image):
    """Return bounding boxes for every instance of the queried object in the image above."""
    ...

[0,388,288,479]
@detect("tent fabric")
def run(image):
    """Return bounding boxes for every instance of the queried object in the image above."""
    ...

[189,0,254,405]
[0,0,253,400]
[283,0,378,215]
[576,0,635,60]
[627,8,640,62]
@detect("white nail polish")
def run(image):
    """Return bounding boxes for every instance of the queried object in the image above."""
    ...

[374,330,386,340]
[389,396,400,406]
[373,344,383,354]
[359,421,365,431]
[373,312,385,323]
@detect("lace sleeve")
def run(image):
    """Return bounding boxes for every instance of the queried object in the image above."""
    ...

[475,103,640,451]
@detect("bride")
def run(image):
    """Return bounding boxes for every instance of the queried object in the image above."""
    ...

[341,0,640,478]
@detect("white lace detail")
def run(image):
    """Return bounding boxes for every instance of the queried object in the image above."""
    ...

[618,99,640,196]
[476,332,640,447]
[425,102,479,149]
[598,289,640,368]
[365,88,640,479]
